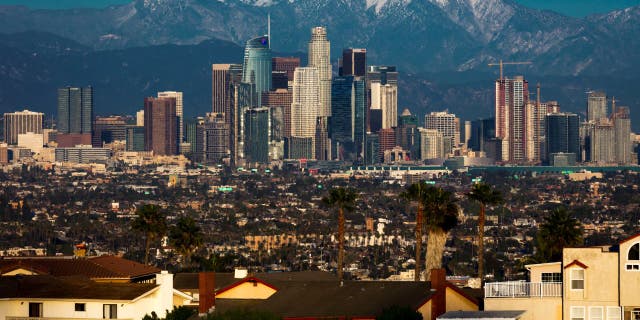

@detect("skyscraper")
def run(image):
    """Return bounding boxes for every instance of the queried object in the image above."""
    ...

[243,35,272,106]
[495,76,529,163]
[272,57,300,83]
[308,27,331,118]
[158,91,184,143]
[291,67,319,158]
[3,110,43,145]
[587,91,607,122]
[425,111,459,156]
[244,107,270,163]
[144,96,177,155]
[371,82,398,129]
[92,116,126,147]
[57,86,93,147]
[340,48,366,77]
[545,112,580,163]
[262,89,293,138]
[331,75,366,160]
[367,66,398,132]
[212,64,243,114]
[419,128,445,160]
[613,106,632,164]
[199,113,230,164]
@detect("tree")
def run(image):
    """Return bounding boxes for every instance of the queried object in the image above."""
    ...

[401,182,430,281]
[536,207,583,262]
[131,204,167,265]
[423,187,459,279]
[169,216,203,269]
[323,187,358,284]
[377,305,423,320]
[466,182,503,283]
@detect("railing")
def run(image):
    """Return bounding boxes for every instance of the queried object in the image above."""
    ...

[484,281,562,298]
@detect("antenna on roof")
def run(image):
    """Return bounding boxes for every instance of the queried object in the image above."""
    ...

[267,13,271,49]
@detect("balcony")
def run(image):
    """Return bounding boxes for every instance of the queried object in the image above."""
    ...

[485,281,562,298]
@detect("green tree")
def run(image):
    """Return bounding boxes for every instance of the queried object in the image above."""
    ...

[401,182,430,281]
[169,216,203,269]
[323,187,358,284]
[205,308,281,320]
[131,204,167,265]
[377,305,423,320]
[466,182,503,283]
[143,306,196,320]
[423,187,459,279]
[536,207,583,262]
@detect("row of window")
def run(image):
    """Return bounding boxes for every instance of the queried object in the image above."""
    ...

[570,306,621,320]
[28,302,117,319]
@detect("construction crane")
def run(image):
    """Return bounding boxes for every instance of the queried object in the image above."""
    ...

[487,60,533,81]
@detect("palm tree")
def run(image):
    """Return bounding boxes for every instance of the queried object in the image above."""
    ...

[423,186,459,279]
[131,204,167,265]
[467,182,503,284]
[323,187,358,284]
[401,182,429,281]
[169,216,204,269]
[537,207,583,262]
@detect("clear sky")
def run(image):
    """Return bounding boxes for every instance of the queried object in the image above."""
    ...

[0,0,639,17]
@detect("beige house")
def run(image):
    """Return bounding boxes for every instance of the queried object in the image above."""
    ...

[485,234,640,320]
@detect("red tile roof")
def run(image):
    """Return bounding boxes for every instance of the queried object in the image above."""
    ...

[0,256,160,281]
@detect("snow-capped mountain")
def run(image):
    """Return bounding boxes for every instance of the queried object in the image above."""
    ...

[1,0,639,76]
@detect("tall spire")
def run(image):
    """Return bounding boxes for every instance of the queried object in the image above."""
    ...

[268,13,271,49]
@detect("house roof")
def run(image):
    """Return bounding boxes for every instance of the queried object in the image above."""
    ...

[619,233,640,245]
[0,256,160,280]
[438,310,526,319]
[216,280,437,318]
[564,260,589,269]
[0,275,158,300]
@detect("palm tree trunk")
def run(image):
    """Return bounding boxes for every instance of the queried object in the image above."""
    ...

[338,207,345,284]
[478,204,486,284]
[415,204,423,281]
[425,228,447,280]
[144,235,151,265]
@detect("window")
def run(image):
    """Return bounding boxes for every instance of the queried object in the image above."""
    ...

[29,302,43,317]
[606,307,621,320]
[571,269,584,290]
[571,306,586,320]
[589,306,603,320]
[75,303,86,312]
[627,244,640,271]
[629,243,640,260]
[541,272,562,282]
[103,304,117,319]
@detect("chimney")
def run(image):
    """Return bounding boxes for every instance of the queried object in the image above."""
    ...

[430,268,447,320]
[155,271,174,318]
[198,272,215,316]
[234,268,248,279]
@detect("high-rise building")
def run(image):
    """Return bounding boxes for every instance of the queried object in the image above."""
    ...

[198,113,229,164]
[340,48,366,77]
[158,91,184,143]
[291,67,319,158]
[244,107,270,163]
[367,66,398,132]
[584,121,615,163]
[262,89,293,138]
[365,133,379,165]
[495,76,529,163]
[419,128,444,160]
[3,110,43,145]
[378,128,396,162]
[425,111,459,156]
[272,57,300,82]
[545,113,580,163]
[469,118,496,154]
[331,75,366,160]
[92,116,126,147]
[587,91,607,122]
[613,106,632,164]
[308,27,331,118]
[243,35,272,106]
[371,82,398,130]
[397,109,419,160]
[230,82,255,164]
[144,96,177,155]
[136,110,145,126]
[125,126,145,152]
[271,71,289,90]
[57,86,93,147]
[212,64,243,115]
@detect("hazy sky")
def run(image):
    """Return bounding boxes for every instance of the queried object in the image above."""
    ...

[0,0,639,17]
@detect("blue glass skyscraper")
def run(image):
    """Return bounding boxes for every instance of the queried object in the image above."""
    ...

[242,35,272,107]
[331,76,366,161]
